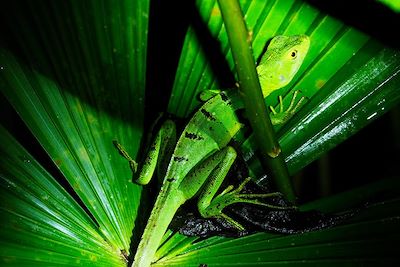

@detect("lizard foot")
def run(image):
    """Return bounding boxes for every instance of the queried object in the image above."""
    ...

[203,177,296,230]
[270,90,306,125]
[113,140,138,173]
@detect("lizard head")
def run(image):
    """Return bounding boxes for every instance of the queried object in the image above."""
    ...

[256,35,310,97]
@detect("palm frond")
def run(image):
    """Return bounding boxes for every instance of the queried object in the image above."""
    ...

[153,177,400,266]
[0,126,125,266]
[0,0,399,266]
[1,0,150,252]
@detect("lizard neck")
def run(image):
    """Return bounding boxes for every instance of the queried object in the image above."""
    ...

[224,89,268,110]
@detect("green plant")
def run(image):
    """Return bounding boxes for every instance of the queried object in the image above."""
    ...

[1,0,399,266]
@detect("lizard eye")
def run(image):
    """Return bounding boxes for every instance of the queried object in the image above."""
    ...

[290,50,298,59]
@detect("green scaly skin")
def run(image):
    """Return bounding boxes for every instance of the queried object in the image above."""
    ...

[116,35,310,267]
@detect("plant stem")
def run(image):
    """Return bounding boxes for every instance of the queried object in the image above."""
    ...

[217,0,296,203]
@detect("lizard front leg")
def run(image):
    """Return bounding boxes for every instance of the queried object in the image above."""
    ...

[270,90,306,125]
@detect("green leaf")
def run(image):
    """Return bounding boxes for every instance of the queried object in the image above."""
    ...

[0,126,125,266]
[153,178,400,266]
[377,0,400,13]
[281,45,400,174]
[0,0,150,252]
[1,0,399,266]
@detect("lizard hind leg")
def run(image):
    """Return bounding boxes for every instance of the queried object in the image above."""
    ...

[201,177,296,230]
[113,119,176,185]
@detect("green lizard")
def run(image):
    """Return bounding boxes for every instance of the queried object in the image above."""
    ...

[115,34,310,267]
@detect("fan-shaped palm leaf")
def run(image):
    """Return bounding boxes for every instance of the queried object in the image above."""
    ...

[1,0,399,266]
